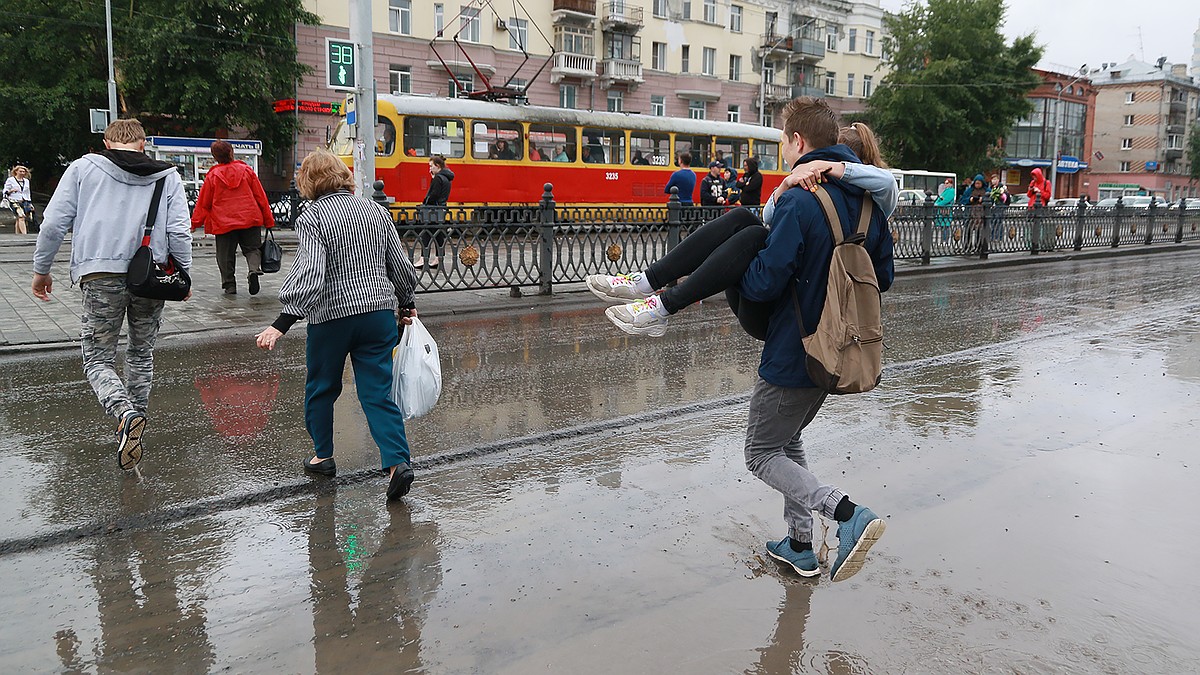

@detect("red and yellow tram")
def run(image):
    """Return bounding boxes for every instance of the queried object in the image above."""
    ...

[331,94,788,206]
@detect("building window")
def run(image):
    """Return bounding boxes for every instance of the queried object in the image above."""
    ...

[730,4,742,32]
[1167,134,1183,149]
[1125,91,1135,103]
[862,75,873,98]
[1119,161,1131,172]
[434,4,444,34]
[681,45,690,73]
[389,65,412,94]
[847,73,855,97]
[703,0,716,23]
[508,17,528,50]
[865,30,875,54]
[761,110,773,128]
[651,95,665,116]
[607,90,624,112]
[825,71,836,95]
[681,1,691,20]
[389,0,411,34]
[848,28,857,52]
[653,0,667,18]
[702,47,715,76]
[555,26,594,55]
[1124,114,1134,125]
[727,104,740,123]
[689,99,706,119]
[651,42,666,70]
[560,85,577,109]
[763,63,775,84]
[765,11,777,35]
[728,55,741,81]
[826,25,838,51]
[459,5,480,42]
[1121,138,1132,149]
[448,75,474,98]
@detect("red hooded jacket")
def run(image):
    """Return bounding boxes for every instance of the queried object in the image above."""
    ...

[190,161,276,235]
[1026,168,1052,210]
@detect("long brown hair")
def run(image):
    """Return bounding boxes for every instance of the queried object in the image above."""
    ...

[839,122,886,168]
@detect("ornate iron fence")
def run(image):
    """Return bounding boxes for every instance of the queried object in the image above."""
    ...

[367,183,1200,295]
[186,186,307,229]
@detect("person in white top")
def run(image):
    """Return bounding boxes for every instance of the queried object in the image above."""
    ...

[4,165,34,235]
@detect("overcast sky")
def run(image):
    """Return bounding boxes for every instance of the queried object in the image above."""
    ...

[878,0,1200,76]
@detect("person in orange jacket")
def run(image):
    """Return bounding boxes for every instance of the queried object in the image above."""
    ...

[191,140,276,295]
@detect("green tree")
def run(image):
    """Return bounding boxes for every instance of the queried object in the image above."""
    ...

[866,0,1042,178]
[1187,124,1200,184]
[0,0,317,185]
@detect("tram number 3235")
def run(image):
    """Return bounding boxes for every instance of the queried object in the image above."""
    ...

[605,172,619,181]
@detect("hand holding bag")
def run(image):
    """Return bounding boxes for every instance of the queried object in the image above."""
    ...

[391,316,442,420]
[127,178,192,301]
[260,228,283,273]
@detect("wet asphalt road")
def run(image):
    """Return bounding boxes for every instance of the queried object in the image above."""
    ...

[1,250,1199,673]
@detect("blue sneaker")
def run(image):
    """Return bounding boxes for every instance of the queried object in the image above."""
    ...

[766,538,820,577]
[830,506,886,582]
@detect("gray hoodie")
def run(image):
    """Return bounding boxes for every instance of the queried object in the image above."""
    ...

[34,149,192,283]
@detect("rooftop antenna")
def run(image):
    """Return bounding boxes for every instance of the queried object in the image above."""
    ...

[1137,26,1144,61]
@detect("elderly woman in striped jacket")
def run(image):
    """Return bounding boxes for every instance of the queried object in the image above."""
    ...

[255,149,420,502]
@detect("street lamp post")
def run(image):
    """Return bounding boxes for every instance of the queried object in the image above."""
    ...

[105,0,117,120]
[758,17,819,126]
[1048,64,1093,199]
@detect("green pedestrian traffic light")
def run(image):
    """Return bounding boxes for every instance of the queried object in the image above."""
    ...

[326,38,356,91]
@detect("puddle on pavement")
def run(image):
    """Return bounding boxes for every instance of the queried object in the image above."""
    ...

[1,252,1199,672]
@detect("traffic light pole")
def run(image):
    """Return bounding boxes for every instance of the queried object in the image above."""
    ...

[105,0,117,120]
[349,0,375,197]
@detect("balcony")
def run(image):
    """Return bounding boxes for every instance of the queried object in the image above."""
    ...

[790,37,825,62]
[1169,99,1186,114]
[791,84,824,99]
[762,82,792,103]
[760,32,792,51]
[600,2,642,31]
[1164,147,1183,160]
[599,57,644,86]
[1166,123,1185,135]
[551,51,598,82]
[553,0,596,24]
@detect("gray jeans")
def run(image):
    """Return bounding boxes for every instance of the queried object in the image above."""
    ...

[215,226,263,290]
[80,276,165,418]
[744,377,846,543]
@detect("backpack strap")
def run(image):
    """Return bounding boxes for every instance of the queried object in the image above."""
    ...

[811,185,844,244]
[856,192,873,238]
[140,178,167,246]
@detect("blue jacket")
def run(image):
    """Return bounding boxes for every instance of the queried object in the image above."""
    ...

[664,168,696,204]
[739,144,895,388]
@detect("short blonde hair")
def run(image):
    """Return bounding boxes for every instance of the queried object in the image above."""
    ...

[9,165,29,177]
[297,149,354,199]
[104,119,147,144]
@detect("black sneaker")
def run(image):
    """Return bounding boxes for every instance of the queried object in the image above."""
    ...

[248,273,261,296]
[116,410,147,471]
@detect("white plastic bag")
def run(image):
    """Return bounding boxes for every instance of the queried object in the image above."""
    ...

[391,317,442,420]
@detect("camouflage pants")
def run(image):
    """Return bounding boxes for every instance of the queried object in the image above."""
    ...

[80,276,165,418]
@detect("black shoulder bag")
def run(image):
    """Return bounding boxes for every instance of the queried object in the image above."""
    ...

[259,227,283,273]
[127,178,192,301]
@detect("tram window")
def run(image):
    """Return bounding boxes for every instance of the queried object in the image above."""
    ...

[675,135,711,167]
[471,120,524,160]
[753,140,780,171]
[376,117,396,156]
[529,123,576,162]
[714,137,748,170]
[630,131,670,166]
[403,116,465,158]
[581,128,626,165]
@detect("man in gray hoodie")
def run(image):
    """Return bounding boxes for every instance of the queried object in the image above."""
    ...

[31,119,192,472]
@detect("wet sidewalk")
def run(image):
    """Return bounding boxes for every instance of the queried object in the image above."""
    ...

[0,230,1193,351]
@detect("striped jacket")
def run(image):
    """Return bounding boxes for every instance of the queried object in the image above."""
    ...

[277,191,416,326]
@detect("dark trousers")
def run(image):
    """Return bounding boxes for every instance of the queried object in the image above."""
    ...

[305,310,411,470]
[645,207,774,339]
[215,227,263,291]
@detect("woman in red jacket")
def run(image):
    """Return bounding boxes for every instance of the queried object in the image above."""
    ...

[191,140,276,295]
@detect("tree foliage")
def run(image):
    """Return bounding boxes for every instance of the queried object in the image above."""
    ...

[0,0,318,185]
[865,0,1043,178]
[1188,124,1200,184]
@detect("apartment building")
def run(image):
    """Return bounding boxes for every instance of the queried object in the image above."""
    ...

[284,1,890,177]
[1088,59,1198,201]
[1000,68,1097,200]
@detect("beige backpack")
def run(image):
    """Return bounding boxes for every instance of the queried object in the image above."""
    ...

[790,187,883,394]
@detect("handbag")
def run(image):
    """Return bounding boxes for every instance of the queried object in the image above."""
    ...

[260,227,283,273]
[127,178,192,301]
[390,317,442,420]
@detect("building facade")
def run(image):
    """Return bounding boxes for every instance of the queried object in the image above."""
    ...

[1000,68,1097,200]
[281,0,889,184]
[1088,59,1198,201]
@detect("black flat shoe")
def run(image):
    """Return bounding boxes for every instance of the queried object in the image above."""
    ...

[302,456,336,476]
[386,462,414,501]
